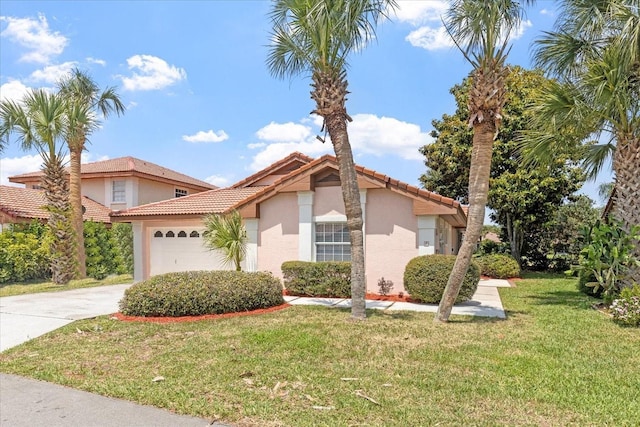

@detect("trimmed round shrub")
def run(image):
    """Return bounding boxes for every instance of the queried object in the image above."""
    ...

[476,254,521,279]
[119,270,284,317]
[403,255,480,304]
[282,261,351,297]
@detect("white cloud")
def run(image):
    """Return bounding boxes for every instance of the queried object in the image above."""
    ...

[29,62,77,84]
[394,1,448,25]
[182,129,229,143]
[255,121,312,142]
[540,9,552,16]
[0,80,30,103]
[204,174,230,187]
[0,14,68,64]
[248,114,430,171]
[512,20,533,40]
[247,142,266,149]
[119,55,186,91]
[405,25,453,51]
[0,154,43,186]
[87,57,106,66]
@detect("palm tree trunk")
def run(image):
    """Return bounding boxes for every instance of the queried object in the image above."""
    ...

[42,156,77,284]
[69,148,86,278]
[325,113,366,320]
[612,134,640,286]
[435,120,495,323]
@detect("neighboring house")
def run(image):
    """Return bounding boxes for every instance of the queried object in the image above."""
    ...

[9,156,216,210]
[111,152,467,294]
[0,185,111,231]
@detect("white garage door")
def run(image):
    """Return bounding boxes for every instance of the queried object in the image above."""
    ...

[150,227,230,276]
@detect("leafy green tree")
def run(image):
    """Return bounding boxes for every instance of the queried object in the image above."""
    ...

[203,211,247,272]
[112,223,134,274]
[434,0,535,323]
[267,0,397,320]
[57,69,125,278]
[1,90,77,284]
[526,0,640,284]
[422,67,584,269]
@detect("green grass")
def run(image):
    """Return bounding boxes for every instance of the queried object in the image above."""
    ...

[1,274,638,426]
[0,274,133,297]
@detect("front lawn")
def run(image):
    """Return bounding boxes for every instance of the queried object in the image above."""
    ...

[0,274,133,297]
[0,274,638,426]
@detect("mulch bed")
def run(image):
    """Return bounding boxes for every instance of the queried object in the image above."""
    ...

[112,303,291,324]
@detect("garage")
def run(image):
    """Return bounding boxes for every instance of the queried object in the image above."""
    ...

[149,227,230,276]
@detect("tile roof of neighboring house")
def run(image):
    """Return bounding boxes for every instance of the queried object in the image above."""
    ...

[111,152,467,224]
[0,185,112,223]
[110,187,263,219]
[9,156,216,191]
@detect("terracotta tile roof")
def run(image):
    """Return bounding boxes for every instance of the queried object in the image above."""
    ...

[232,154,464,212]
[9,156,216,191]
[0,185,112,223]
[110,152,466,223]
[110,187,263,218]
[231,151,314,188]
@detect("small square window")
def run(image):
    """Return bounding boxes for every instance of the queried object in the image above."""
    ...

[175,188,188,198]
[112,181,126,203]
[315,222,350,262]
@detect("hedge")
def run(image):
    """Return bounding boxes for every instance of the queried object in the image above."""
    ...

[475,254,521,279]
[282,261,351,297]
[119,270,284,317]
[404,255,480,304]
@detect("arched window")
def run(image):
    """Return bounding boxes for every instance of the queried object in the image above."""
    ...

[190,231,200,238]
[178,231,187,237]
[154,231,163,238]
[165,231,175,238]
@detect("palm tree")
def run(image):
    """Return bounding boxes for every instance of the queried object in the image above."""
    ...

[0,90,77,284]
[203,211,247,271]
[267,0,396,321]
[57,69,125,278]
[526,0,639,284]
[435,0,535,323]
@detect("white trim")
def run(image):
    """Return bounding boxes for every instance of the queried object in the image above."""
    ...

[417,215,437,256]
[244,219,259,272]
[312,214,346,223]
[298,191,314,261]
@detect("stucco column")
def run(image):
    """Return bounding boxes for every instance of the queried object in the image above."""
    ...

[132,221,144,282]
[417,215,437,256]
[298,191,314,261]
[244,218,259,272]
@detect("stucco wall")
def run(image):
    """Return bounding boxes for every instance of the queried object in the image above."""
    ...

[80,178,106,205]
[313,186,344,217]
[137,179,178,206]
[365,189,418,294]
[257,192,299,280]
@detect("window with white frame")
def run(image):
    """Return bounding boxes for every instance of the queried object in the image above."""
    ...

[175,188,188,198]
[112,180,126,203]
[315,222,350,262]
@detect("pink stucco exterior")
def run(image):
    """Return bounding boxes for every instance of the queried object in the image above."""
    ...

[256,192,299,280]
[364,189,418,294]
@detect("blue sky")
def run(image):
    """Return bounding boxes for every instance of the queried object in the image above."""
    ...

[1,1,611,211]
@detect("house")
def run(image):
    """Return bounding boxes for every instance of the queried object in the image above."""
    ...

[0,185,112,231]
[9,156,216,210]
[111,152,467,294]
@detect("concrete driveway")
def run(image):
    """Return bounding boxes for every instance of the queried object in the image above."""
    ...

[0,284,131,352]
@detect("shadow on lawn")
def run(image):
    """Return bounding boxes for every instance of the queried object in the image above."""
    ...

[528,289,599,310]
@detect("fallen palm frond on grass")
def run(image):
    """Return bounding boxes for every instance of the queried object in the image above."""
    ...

[1,274,638,426]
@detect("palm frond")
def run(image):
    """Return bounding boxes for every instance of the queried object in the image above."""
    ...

[583,142,616,179]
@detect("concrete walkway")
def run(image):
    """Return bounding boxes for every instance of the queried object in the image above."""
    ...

[285,278,509,319]
[0,280,508,427]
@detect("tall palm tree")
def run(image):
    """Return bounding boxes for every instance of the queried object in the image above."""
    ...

[0,90,77,284]
[526,0,639,284]
[57,68,125,278]
[435,0,534,323]
[267,0,396,320]
[203,211,248,271]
